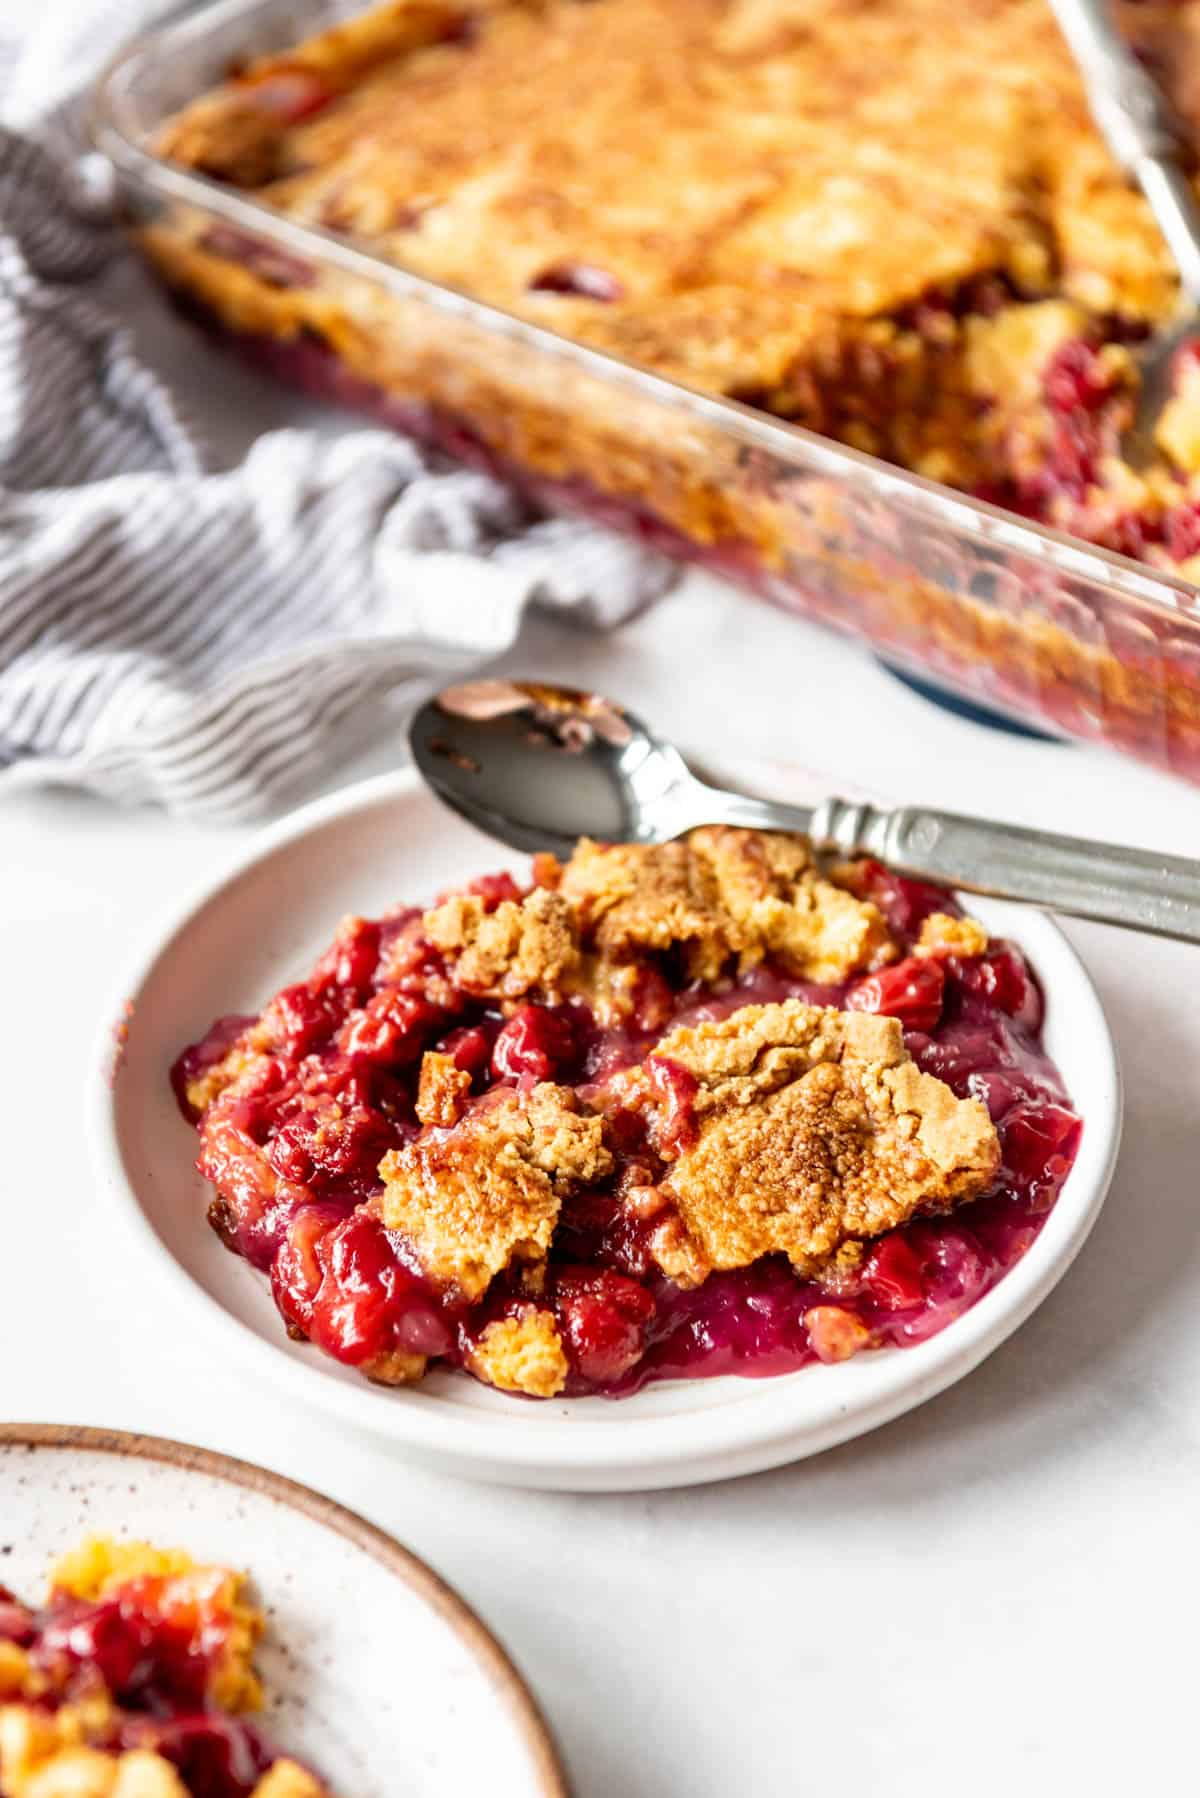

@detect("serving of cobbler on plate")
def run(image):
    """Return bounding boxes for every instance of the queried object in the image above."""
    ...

[0,1538,333,1797]
[172,828,1081,1400]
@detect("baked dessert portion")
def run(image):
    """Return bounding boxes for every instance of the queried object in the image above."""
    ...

[0,1540,334,1797]
[173,829,1081,1398]
[150,0,1200,572]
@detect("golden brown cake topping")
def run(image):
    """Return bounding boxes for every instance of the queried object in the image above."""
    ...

[423,886,580,1000]
[466,1307,570,1396]
[557,827,894,983]
[916,912,990,958]
[378,1082,612,1298]
[634,999,999,1284]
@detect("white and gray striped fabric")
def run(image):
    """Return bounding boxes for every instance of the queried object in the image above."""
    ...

[0,1,675,821]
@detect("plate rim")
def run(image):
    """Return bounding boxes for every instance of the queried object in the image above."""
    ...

[86,767,1124,1489]
[0,1421,571,1796]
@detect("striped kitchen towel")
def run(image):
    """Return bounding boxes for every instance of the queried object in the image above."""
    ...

[0,1,675,822]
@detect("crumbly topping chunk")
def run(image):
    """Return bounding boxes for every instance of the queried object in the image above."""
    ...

[558,837,730,980]
[557,828,893,983]
[468,1308,569,1397]
[805,1305,873,1363]
[359,1346,429,1386]
[51,1540,199,1602]
[416,1050,472,1127]
[639,1000,999,1282]
[378,1084,611,1299]
[649,998,868,1114]
[916,912,989,958]
[423,887,580,999]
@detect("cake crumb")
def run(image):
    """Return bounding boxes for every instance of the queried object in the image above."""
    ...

[916,912,989,958]
[184,1041,265,1117]
[467,1309,569,1397]
[415,1050,472,1126]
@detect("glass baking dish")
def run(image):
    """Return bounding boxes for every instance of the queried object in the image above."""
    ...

[91,0,1200,781]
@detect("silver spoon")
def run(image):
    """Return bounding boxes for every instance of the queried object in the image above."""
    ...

[1050,0,1200,467]
[409,679,1200,944]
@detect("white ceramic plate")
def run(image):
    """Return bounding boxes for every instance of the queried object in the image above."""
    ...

[0,1424,566,1793]
[88,769,1122,1491]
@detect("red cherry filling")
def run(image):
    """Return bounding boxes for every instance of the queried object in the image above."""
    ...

[311,915,381,993]
[1043,339,1114,415]
[954,943,1043,1032]
[644,1055,699,1156]
[266,1090,393,1189]
[0,1591,35,1645]
[437,1022,495,1074]
[861,1234,926,1309]
[1164,501,1200,563]
[847,861,957,935]
[551,1268,656,1385]
[236,64,337,123]
[35,1571,240,1713]
[118,1714,274,1794]
[1001,1101,1081,1206]
[461,870,526,908]
[271,1200,346,1336]
[169,1015,255,1123]
[529,262,624,301]
[15,1578,286,1798]
[259,982,345,1057]
[491,1003,581,1080]
[846,955,945,1031]
[302,1211,452,1365]
[338,991,445,1065]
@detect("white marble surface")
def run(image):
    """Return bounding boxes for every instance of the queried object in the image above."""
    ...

[4,218,1200,1794]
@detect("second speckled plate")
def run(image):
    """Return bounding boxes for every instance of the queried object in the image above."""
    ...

[0,1425,567,1796]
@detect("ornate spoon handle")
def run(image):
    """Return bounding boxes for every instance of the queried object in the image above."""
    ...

[806,798,1200,943]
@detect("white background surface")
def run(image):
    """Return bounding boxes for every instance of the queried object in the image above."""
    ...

[4,143,1200,1796]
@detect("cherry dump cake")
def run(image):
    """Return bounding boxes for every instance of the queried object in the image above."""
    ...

[149,0,1200,571]
[172,830,1081,1399]
[0,1538,334,1796]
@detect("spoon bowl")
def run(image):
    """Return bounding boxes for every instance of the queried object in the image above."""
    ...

[408,679,759,857]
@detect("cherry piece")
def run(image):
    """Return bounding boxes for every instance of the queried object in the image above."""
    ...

[529,263,624,301]
[846,956,946,1032]
[491,1004,580,1080]
[553,1268,655,1384]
